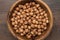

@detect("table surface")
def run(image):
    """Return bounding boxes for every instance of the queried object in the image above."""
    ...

[0,0,60,40]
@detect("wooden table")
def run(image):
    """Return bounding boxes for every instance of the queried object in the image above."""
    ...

[0,0,60,40]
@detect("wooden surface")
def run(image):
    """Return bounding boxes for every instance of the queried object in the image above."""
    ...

[0,0,60,40]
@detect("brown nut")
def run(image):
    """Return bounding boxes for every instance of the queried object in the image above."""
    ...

[24,25,28,29]
[43,22,46,26]
[37,32,41,35]
[23,5,26,9]
[25,29,29,33]
[17,12,21,15]
[26,34,31,39]
[36,4,40,8]
[16,29,19,33]
[28,26,31,29]
[19,28,24,32]
[44,27,47,30]
[16,7,19,11]
[37,25,41,28]
[12,13,16,17]
[20,33,24,36]
[34,24,38,28]
[18,5,23,8]
[46,19,49,23]
[16,16,20,19]
[11,18,15,21]
[12,22,15,25]
[29,12,33,16]
[14,10,18,13]
[21,26,24,29]
[15,21,18,24]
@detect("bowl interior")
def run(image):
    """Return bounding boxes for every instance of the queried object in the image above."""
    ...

[7,0,53,40]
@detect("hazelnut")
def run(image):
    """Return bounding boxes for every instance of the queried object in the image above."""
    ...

[32,20,36,24]
[33,15,36,17]
[46,20,49,23]
[14,10,18,13]
[14,26,17,30]
[12,22,15,25]
[15,21,18,24]
[17,12,21,15]
[26,6,30,8]
[43,22,46,26]
[12,13,16,17]
[39,9,43,12]
[29,12,33,15]
[25,29,29,33]
[36,4,40,8]
[37,25,41,28]
[26,13,29,16]
[31,24,34,28]
[44,27,47,30]
[41,25,44,28]
[39,16,42,19]
[16,16,20,19]
[24,25,28,29]
[14,25,17,27]
[25,9,29,13]
[16,7,19,11]
[28,26,31,29]
[38,32,41,35]
[20,15,23,18]
[21,11,25,14]
[38,29,41,32]
[32,6,36,9]
[35,10,39,14]
[15,17,18,20]
[20,33,24,36]
[19,9,23,13]
[38,19,42,22]
[26,34,31,38]
[23,5,26,9]
[20,20,23,24]
[45,17,48,20]
[34,24,38,28]
[38,7,41,10]
[31,2,35,5]
[35,21,39,24]
[11,18,15,21]
[16,29,19,33]
[19,28,23,32]
[25,3,29,6]
[39,21,42,25]
[36,16,39,19]
[28,19,31,23]
[34,8,37,12]
[31,31,34,35]
[26,17,30,20]
[21,26,24,29]
[17,19,20,22]
[24,21,28,24]
[40,12,44,15]
[44,13,47,17]
[42,19,46,22]
[42,11,45,13]
[18,5,23,8]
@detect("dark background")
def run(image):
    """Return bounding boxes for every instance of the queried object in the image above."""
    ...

[0,0,60,40]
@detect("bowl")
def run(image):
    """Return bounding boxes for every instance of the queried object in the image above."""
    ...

[7,0,53,40]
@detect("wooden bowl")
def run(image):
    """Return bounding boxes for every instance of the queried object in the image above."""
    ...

[7,0,53,40]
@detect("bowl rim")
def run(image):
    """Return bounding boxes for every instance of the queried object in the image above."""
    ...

[7,0,53,40]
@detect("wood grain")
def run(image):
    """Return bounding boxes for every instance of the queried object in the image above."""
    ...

[0,0,60,40]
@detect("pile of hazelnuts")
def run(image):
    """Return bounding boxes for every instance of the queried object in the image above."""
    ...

[10,2,49,39]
